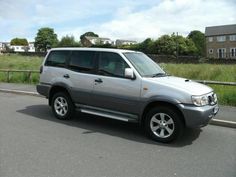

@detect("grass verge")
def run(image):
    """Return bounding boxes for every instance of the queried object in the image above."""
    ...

[0,54,235,106]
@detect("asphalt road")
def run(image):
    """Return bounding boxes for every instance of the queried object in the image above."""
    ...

[0,92,235,177]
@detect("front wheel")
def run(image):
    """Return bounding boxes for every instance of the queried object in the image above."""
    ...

[145,106,184,143]
[51,92,75,120]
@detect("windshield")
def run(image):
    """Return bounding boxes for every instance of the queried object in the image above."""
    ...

[123,52,166,77]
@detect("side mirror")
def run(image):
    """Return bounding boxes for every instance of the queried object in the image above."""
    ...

[125,68,135,80]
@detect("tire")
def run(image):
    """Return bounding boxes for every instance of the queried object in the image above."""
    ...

[144,106,184,143]
[51,92,75,120]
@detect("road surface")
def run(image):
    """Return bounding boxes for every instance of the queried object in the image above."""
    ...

[0,92,235,177]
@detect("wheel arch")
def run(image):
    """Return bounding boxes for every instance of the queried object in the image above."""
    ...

[141,101,186,127]
[49,84,72,106]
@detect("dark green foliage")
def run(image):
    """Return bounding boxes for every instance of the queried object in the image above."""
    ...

[122,34,198,56]
[188,30,205,56]
[58,35,80,47]
[80,32,99,40]
[10,38,28,46]
[34,27,58,52]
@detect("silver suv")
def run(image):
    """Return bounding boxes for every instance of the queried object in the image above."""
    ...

[37,48,219,143]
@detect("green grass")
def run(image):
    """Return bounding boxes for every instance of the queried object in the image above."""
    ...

[0,54,43,84]
[0,54,235,106]
[160,63,236,82]
[0,54,43,70]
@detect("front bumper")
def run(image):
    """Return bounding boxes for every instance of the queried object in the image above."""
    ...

[178,103,219,128]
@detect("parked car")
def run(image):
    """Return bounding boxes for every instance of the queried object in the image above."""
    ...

[37,48,219,143]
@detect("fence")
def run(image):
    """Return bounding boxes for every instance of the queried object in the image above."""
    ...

[0,69,235,86]
[0,69,39,83]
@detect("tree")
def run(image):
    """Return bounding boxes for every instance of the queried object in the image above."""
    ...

[154,34,197,56]
[34,27,58,52]
[138,38,156,54]
[188,30,205,56]
[80,31,99,40]
[155,35,177,55]
[10,38,28,46]
[58,35,80,47]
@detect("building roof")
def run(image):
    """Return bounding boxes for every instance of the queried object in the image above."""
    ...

[205,24,236,36]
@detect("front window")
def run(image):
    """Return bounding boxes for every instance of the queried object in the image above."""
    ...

[98,52,129,78]
[208,37,213,42]
[230,48,236,57]
[124,52,165,77]
[217,36,226,42]
[217,48,226,58]
[230,35,236,41]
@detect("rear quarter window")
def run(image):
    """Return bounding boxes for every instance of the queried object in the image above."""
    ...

[45,51,70,67]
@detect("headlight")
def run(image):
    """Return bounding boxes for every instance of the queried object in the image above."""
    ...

[192,94,209,106]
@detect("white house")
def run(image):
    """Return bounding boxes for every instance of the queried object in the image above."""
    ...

[116,39,137,46]
[10,45,26,52]
[28,42,35,52]
[82,36,114,47]
[0,41,35,53]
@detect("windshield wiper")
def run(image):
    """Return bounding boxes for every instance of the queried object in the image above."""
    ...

[150,73,169,77]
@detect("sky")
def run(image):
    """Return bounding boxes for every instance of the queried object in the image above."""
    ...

[0,0,235,42]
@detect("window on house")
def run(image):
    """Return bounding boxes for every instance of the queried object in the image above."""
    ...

[208,37,213,42]
[217,48,226,58]
[217,36,226,42]
[209,49,213,54]
[230,35,236,41]
[230,48,236,57]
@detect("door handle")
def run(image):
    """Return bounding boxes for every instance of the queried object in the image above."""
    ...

[94,78,103,83]
[63,74,70,79]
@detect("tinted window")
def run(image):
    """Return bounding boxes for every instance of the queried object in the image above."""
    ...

[45,51,69,67]
[69,51,95,73]
[98,52,129,78]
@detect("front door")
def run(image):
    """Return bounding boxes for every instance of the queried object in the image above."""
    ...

[91,52,141,115]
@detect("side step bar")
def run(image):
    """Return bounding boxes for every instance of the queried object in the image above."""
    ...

[75,104,138,122]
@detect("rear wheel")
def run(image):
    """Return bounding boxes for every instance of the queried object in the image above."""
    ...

[51,92,75,120]
[145,106,184,143]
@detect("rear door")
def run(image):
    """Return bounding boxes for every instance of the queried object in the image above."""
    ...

[91,52,141,114]
[67,51,97,105]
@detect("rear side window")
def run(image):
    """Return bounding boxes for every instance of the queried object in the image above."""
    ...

[69,51,96,73]
[45,51,70,67]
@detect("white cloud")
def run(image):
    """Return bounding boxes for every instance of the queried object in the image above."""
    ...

[92,0,236,41]
[0,0,235,41]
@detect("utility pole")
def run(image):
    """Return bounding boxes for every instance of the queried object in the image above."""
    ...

[176,32,179,60]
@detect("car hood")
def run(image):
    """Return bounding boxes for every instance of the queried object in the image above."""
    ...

[144,76,213,95]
